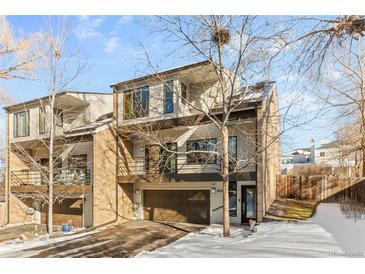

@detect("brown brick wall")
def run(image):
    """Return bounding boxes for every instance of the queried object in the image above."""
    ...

[92,127,118,226]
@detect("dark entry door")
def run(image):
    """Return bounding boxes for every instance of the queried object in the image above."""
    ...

[241,185,256,223]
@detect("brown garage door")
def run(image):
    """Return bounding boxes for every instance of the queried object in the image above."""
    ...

[143,190,210,224]
[41,198,83,227]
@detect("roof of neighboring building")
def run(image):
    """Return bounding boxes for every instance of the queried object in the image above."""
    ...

[3,91,112,111]
[110,60,212,88]
[317,141,339,149]
[210,81,276,113]
[64,112,114,135]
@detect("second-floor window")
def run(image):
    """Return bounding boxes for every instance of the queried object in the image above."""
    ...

[39,107,46,134]
[320,152,325,157]
[164,80,174,114]
[186,138,217,164]
[123,86,149,120]
[13,110,30,138]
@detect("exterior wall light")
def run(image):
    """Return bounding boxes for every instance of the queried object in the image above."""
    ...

[211,187,217,194]
[135,189,140,195]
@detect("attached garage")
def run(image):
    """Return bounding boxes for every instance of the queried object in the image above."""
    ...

[143,189,210,224]
[41,198,83,227]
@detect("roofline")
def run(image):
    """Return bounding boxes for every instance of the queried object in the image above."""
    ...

[110,60,212,89]
[3,91,112,111]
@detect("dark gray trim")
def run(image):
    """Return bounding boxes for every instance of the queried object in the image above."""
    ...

[111,60,211,88]
[118,171,257,184]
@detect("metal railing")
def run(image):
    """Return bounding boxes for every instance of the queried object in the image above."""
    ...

[11,168,91,187]
[118,156,222,176]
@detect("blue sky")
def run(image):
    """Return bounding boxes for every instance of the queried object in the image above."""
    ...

[1,16,336,152]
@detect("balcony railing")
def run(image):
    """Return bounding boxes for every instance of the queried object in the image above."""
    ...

[11,168,91,187]
[118,156,222,176]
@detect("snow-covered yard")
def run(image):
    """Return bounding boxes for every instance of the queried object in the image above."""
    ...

[137,203,365,258]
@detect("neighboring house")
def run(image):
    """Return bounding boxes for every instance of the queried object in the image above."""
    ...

[3,61,281,228]
[281,139,357,175]
[281,145,315,174]
[113,61,281,225]
[315,141,356,167]
[3,91,123,228]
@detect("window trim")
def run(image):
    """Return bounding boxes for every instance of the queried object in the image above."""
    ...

[13,110,30,138]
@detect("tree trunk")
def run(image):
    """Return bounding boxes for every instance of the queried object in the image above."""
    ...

[222,126,230,237]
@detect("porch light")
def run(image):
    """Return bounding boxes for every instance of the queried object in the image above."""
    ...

[211,187,217,194]
[135,189,140,195]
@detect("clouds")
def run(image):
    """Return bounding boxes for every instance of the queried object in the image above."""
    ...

[105,37,121,53]
[74,16,105,40]
[117,16,133,25]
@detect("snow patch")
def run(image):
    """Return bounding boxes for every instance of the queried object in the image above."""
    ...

[137,220,342,258]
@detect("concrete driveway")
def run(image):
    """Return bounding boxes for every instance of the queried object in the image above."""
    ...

[0,221,205,258]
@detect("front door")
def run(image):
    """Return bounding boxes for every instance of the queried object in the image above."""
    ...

[241,185,256,223]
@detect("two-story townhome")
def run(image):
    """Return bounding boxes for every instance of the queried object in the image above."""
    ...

[113,61,281,225]
[2,61,281,229]
[3,91,124,228]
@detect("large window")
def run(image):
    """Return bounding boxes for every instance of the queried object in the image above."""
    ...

[186,138,217,164]
[145,143,177,174]
[39,107,46,134]
[69,154,88,172]
[164,80,174,114]
[229,181,237,217]
[123,86,149,119]
[13,110,30,138]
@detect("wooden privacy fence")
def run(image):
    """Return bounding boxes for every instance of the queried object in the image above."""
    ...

[276,175,361,201]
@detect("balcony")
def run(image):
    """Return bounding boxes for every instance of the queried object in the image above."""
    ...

[10,168,91,195]
[118,156,222,177]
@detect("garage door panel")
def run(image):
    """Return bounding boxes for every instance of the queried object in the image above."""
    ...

[41,198,83,227]
[143,190,210,224]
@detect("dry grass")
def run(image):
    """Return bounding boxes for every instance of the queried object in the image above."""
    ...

[288,164,356,177]
[264,198,317,221]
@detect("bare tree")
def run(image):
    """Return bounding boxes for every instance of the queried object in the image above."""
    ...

[307,35,365,177]
[9,18,86,234]
[0,16,44,99]
[283,16,365,77]
[118,16,286,236]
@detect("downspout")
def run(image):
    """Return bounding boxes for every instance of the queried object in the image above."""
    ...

[5,111,10,225]
[255,106,258,223]
[114,86,119,223]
